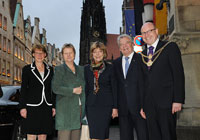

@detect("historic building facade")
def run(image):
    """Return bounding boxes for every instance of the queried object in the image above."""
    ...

[24,15,32,65]
[12,0,26,85]
[79,0,107,65]
[0,0,62,85]
[0,0,14,85]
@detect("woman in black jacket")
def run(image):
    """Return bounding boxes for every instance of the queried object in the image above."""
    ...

[19,44,55,140]
[84,42,118,140]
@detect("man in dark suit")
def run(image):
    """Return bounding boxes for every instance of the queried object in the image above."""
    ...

[140,22,185,140]
[113,34,148,140]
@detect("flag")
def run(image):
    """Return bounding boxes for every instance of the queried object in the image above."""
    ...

[125,9,136,39]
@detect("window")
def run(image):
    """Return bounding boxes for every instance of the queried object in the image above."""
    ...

[20,29,23,39]
[2,59,6,76]
[18,67,21,82]
[3,36,6,52]
[18,46,21,59]
[3,17,7,31]
[7,39,11,53]
[0,14,2,28]
[2,1,4,7]
[14,66,17,80]
[15,45,18,57]
[0,34,1,49]
[21,49,24,61]
[7,61,10,77]
[17,27,20,37]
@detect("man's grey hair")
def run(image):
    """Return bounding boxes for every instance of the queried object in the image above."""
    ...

[117,34,133,46]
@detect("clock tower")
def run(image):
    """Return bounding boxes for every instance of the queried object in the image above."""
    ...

[79,0,107,66]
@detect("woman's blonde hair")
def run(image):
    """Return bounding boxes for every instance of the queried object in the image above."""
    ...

[31,44,47,57]
[90,41,107,61]
[61,43,76,55]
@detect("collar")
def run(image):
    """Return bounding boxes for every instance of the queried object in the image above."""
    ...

[31,61,49,70]
[147,38,159,50]
[122,51,134,61]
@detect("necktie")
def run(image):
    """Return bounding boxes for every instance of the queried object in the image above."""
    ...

[125,57,129,76]
[148,46,154,70]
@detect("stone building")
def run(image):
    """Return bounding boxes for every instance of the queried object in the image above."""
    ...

[47,43,54,66]
[0,0,62,85]
[167,0,200,128]
[11,0,26,85]
[24,15,32,65]
[31,17,41,45]
[0,0,14,85]
[79,0,107,65]
[40,28,47,47]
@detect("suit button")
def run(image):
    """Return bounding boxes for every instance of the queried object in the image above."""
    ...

[125,84,128,87]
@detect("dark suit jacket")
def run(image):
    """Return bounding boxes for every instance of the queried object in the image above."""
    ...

[113,53,144,116]
[19,62,55,109]
[84,62,117,108]
[141,40,185,111]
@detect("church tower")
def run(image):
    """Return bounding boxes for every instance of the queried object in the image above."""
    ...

[79,0,107,66]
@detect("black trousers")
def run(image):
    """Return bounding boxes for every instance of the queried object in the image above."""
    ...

[119,112,148,140]
[145,107,177,140]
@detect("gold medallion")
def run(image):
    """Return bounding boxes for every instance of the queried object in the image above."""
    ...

[148,54,153,60]
[140,41,171,67]
[147,60,153,66]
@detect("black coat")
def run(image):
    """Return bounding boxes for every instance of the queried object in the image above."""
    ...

[141,40,185,111]
[19,62,55,109]
[113,53,144,116]
[84,62,117,108]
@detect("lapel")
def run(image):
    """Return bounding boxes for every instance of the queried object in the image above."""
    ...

[150,40,164,70]
[87,65,94,82]
[117,56,125,80]
[142,40,164,71]
[31,62,50,85]
[64,62,78,76]
[154,40,163,54]
[126,53,137,78]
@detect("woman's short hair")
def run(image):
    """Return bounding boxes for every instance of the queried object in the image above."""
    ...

[90,41,107,60]
[31,44,47,57]
[61,43,76,55]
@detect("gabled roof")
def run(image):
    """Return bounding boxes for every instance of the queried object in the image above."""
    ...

[13,3,21,27]
[9,0,17,22]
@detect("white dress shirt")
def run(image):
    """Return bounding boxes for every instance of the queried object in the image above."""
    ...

[147,38,159,54]
[122,52,134,78]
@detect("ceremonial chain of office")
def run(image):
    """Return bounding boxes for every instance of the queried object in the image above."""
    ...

[140,41,172,67]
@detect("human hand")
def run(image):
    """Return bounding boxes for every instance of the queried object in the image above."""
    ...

[140,108,146,119]
[20,108,27,118]
[52,108,56,117]
[172,103,182,114]
[73,86,82,95]
[112,109,118,119]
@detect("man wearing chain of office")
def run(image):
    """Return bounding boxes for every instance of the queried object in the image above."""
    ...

[139,22,185,140]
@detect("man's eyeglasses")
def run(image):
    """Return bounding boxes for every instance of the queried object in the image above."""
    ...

[141,29,156,35]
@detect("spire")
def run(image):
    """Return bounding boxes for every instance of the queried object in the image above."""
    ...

[79,0,107,65]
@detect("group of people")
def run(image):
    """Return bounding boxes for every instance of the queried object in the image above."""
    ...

[19,22,185,140]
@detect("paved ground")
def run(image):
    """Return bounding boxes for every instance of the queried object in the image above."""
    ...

[109,126,120,140]
[51,126,200,140]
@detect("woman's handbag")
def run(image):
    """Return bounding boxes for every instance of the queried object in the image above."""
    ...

[80,125,91,140]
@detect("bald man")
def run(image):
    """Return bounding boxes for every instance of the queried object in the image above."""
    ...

[139,22,185,140]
